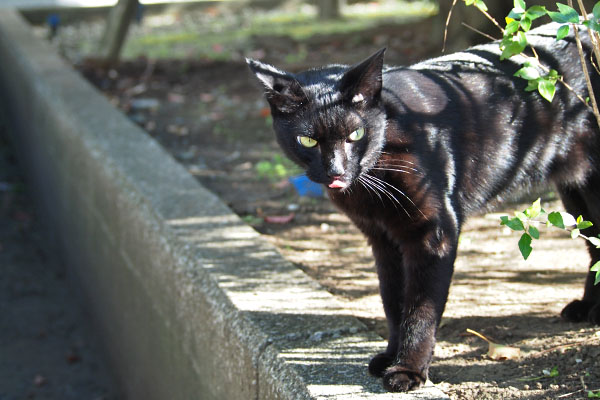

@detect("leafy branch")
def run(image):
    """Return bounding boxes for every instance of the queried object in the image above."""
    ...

[463,0,600,117]
[455,0,600,285]
[500,198,600,285]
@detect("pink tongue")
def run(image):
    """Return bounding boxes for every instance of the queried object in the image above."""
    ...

[328,179,348,189]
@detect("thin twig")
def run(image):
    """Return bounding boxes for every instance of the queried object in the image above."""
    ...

[576,0,600,68]
[442,0,459,53]
[558,388,600,398]
[557,389,583,398]
[533,335,599,356]
[569,0,600,128]
[569,5,600,128]
[460,22,498,41]
[478,6,505,34]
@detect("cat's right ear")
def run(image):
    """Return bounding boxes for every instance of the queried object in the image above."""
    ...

[246,59,308,114]
[340,48,386,105]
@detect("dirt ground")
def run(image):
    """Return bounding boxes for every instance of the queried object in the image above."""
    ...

[0,116,118,399]
[55,6,600,398]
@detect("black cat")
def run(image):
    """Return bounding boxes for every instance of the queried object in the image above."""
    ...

[248,21,600,392]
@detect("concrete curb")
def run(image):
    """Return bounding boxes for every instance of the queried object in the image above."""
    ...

[0,10,449,400]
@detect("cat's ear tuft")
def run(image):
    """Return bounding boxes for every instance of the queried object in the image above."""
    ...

[246,58,308,114]
[246,58,287,91]
[340,48,386,105]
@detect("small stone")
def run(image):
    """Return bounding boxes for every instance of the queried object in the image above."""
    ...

[33,375,47,387]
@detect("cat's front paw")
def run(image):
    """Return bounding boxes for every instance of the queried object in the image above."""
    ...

[382,366,426,392]
[368,352,395,377]
[561,300,591,322]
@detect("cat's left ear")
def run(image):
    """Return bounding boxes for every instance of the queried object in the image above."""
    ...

[246,59,308,114]
[340,48,386,105]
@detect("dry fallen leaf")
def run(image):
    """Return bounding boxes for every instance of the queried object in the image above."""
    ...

[263,213,295,224]
[466,328,521,360]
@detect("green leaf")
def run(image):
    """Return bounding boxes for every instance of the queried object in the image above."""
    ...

[517,30,528,47]
[525,79,539,91]
[514,0,526,13]
[556,24,570,40]
[548,212,565,229]
[527,198,542,219]
[577,219,593,230]
[548,3,580,24]
[529,225,540,239]
[520,17,532,31]
[500,32,528,60]
[591,261,600,285]
[538,79,556,102]
[508,9,523,21]
[556,3,579,19]
[515,66,540,80]
[560,212,577,226]
[515,211,528,221]
[589,236,600,248]
[474,0,488,12]
[525,5,547,20]
[588,389,600,398]
[571,228,580,239]
[505,20,521,35]
[501,216,526,231]
[549,366,559,377]
[519,233,533,260]
[594,2,600,20]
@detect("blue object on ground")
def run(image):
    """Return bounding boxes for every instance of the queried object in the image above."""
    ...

[289,174,323,198]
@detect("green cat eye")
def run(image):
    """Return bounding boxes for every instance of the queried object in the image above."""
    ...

[348,127,365,142]
[297,136,318,148]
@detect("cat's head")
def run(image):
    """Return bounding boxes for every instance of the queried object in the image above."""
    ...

[247,49,387,191]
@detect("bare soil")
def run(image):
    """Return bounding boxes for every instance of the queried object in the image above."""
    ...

[75,28,600,400]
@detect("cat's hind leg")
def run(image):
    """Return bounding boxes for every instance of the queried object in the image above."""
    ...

[557,184,600,324]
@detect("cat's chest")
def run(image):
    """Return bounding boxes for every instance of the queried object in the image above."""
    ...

[327,178,430,239]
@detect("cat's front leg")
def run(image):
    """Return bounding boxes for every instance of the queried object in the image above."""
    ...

[374,229,457,392]
[368,236,405,378]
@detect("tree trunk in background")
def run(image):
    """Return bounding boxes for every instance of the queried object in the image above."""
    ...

[98,0,139,65]
[318,0,341,20]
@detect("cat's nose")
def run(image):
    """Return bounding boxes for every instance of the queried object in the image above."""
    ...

[327,170,345,180]
[327,163,345,179]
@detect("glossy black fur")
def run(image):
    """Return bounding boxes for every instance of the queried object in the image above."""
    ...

[248,22,600,392]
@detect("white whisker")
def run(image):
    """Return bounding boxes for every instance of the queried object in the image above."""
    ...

[371,167,416,175]
[361,174,410,218]
[366,173,429,221]
[358,176,384,206]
